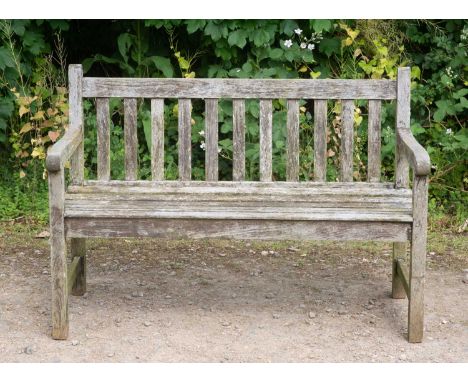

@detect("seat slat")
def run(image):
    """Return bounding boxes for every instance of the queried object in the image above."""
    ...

[96,98,110,181]
[232,99,245,181]
[340,100,354,182]
[205,99,219,181]
[259,99,273,182]
[151,98,165,180]
[178,99,192,180]
[368,100,381,182]
[124,98,138,180]
[313,100,328,181]
[286,99,300,181]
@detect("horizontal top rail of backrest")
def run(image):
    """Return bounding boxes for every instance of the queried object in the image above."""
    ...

[82,78,397,99]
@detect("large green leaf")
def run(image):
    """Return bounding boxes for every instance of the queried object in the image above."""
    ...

[150,56,174,78]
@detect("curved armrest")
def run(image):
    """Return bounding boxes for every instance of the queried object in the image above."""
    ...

[46,128,82,172]
[397,129,431,176]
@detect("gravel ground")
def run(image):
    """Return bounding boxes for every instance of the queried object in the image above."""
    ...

[0,228,467,362]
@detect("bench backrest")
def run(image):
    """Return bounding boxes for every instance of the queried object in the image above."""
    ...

[68,64,411,184]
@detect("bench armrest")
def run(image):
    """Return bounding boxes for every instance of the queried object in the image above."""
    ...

[46,128,82,172]
[397,129,431,177]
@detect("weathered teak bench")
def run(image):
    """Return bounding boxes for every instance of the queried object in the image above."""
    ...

[46,65,430,342]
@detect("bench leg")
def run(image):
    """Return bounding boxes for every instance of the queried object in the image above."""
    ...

[408,175,428,343]
[392,242,407,299]
[71,238,86,296]
[49,171,69,340]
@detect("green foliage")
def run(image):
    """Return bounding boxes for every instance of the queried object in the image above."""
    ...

[0,19,466,225]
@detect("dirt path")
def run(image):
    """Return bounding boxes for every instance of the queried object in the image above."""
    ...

[0,229,467,362]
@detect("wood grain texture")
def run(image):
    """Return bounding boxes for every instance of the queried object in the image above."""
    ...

[259,99,273,182]
[232,99,245,181]
[396,259,410,298]
[392,242,407,299]
[83,78,397,99]
[69,65,84,185]
[286,99,300,181]
[395,67,410,188]
[340,100,354,182]
[408,175,428,343]
[178,99,191,180]
[124,98,138,180]
[70,238,86,296]
[367,100,381,182]
[96,98,110,181]
[67,255,81,295]
[151,99,165,180]
[205,99,219,181]
[313,100,327,181]
[48,170,68,339]
[398,130,431,176]
[66,218,410,242]
[46,128,82,172]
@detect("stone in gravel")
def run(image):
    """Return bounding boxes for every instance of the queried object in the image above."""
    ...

[221,321,231,327]
[71,340,79,346]
[219,253,226,257]
[441,319,448,324]
[338,310,348,315]
[272,313,280,319]
[308,311,317,319]
[325,308,332,313]
[399,353,407,361]
[265,293,275,299]
[143,321,151,327]
[107,353,115,358]
[42,270,49,275]
[169,271,176,276]
[23,346,34,355]
[288,247,300,252]
[131,249,138,254]
[299,303,306,309]
[261,250,268,256]
[463,274,468,283]
[165,295,172,299]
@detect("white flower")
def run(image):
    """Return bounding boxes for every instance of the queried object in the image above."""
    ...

[198,130,205,136]
[236,69,241,73]
[446,128,453,135]
[284,39,293,48]
[300,42,307,49]
[200,141,206,150]
[294,28,302,35]
[218,147,222,153]
[307,43,315,51]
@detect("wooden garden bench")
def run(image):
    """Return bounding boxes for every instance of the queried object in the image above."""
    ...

[46,65,430,342]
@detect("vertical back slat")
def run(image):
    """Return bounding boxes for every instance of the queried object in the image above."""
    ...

[259,99,273,182]
[96,98,110,181]
[124,98,138,181]
[313,99,328,181]
[395,67,410,188]
[368,100,381,182]
[69,65,84,185]
[232,99,245,181]
[178,98,192,180]
[286,99,300,182]
[151,98,165,180]
[205,99,219,181]
[340,100,354,182]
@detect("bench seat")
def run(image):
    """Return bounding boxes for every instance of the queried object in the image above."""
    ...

[64,181,412,241]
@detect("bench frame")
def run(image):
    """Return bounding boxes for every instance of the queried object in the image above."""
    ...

[46,65,430,342]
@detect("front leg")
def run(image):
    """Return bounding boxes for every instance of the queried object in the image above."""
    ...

[49,170,69,340]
